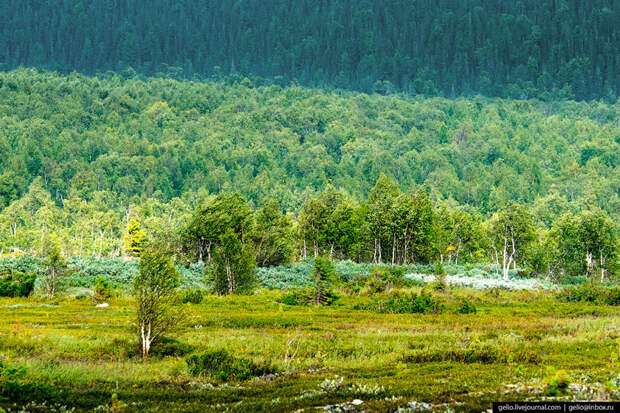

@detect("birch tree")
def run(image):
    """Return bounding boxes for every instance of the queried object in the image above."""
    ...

[41,233,68,298]
[212,230,255,294]
[489,204,536,279]
[134,247,181,359]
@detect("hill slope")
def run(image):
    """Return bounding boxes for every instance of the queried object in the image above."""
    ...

[0,0,618,99]
[0,69,618,218]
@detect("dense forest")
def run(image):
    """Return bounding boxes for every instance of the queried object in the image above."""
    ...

[0,69,617,278]
[0,0,618,100]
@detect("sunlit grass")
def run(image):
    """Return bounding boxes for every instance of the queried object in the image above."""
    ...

[0,289,618,412]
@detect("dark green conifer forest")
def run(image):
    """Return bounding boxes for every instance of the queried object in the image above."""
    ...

[0,0,618,100]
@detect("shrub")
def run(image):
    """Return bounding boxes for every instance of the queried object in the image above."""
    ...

[278,288,338,306]
[403,346,540,364]
[429,262,448,291]
[557,283,620,306]
[364,265,411,293]
[186,350,274,381]
[544,367,571,396]
[456,299,477,314]
[604,286,620,305]
[375,291,444,314]
[93,276,114,302]
[150,337,194,358]
[0,361,50,402]
[434,262,447,276]
[0,271,36,297]
[313,256,336,305]
[180,289,204,304]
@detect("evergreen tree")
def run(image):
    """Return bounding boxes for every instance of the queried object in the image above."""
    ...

[124,219,146,257]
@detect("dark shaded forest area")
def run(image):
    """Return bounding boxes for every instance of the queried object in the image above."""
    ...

[1,0,618,100]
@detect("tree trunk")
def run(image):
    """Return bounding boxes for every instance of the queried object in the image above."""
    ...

[391,233,396,265]
[141,321,152,359]
[226,261,233,294]
[373,238,378,264]
[600,250,605,282]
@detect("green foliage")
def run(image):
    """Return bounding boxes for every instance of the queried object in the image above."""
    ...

[456,299,477,314]
[183,193,255,263]
[278,288,338,306]
[551,209,619,280]
[0,70,617,269]
[135,247,182,358]
[544,367,571,396]
[0,361,51,403]
[149,337,194,358]
[1,2,615,100]
[313,256,336,305]
[253,199,295,267]
[489,203,538,280]
[364,265,410,293]
[124,220,146,257]
[40,233,69,298]
[92,276,114,303]
[0,271,36,297]
[372,291,444,314]
[186,350,274,381]
[404,345,540,364]
[434,262,446,276]
[211,230,256,295]
[180,289,204,304]
[557,283,620,306]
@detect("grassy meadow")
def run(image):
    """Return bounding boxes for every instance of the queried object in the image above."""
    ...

[1,286,619,412]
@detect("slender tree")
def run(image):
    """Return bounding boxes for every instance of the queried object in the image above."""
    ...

[134,247,181,359]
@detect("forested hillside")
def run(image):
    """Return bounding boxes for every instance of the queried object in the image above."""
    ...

[1,0,617,100]
[0,69,618,269]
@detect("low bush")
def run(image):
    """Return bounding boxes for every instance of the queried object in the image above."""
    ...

[186,349,274,381]
[150,337,194,358]
[180,289,204,304]
[373,291,444,314]
[278,288,338,306]
[92,276,114,302]
[0,257,207,292]
[404,345,540,364]
[455,299,477,314]
[0,361,51,402]
[557,283,620,306]
[544,367,571,396]
[363,265,412,294]
[101,337,193,360]
[0,271,36,297]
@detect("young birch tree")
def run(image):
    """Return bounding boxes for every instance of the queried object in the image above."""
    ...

[134,247,181,359]
[489,204,536,279]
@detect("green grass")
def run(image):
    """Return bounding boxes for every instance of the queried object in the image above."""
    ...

[0,288,618,412]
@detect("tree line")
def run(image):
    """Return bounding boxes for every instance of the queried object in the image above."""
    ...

[0,0,617,100]
[5,174,617,284]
